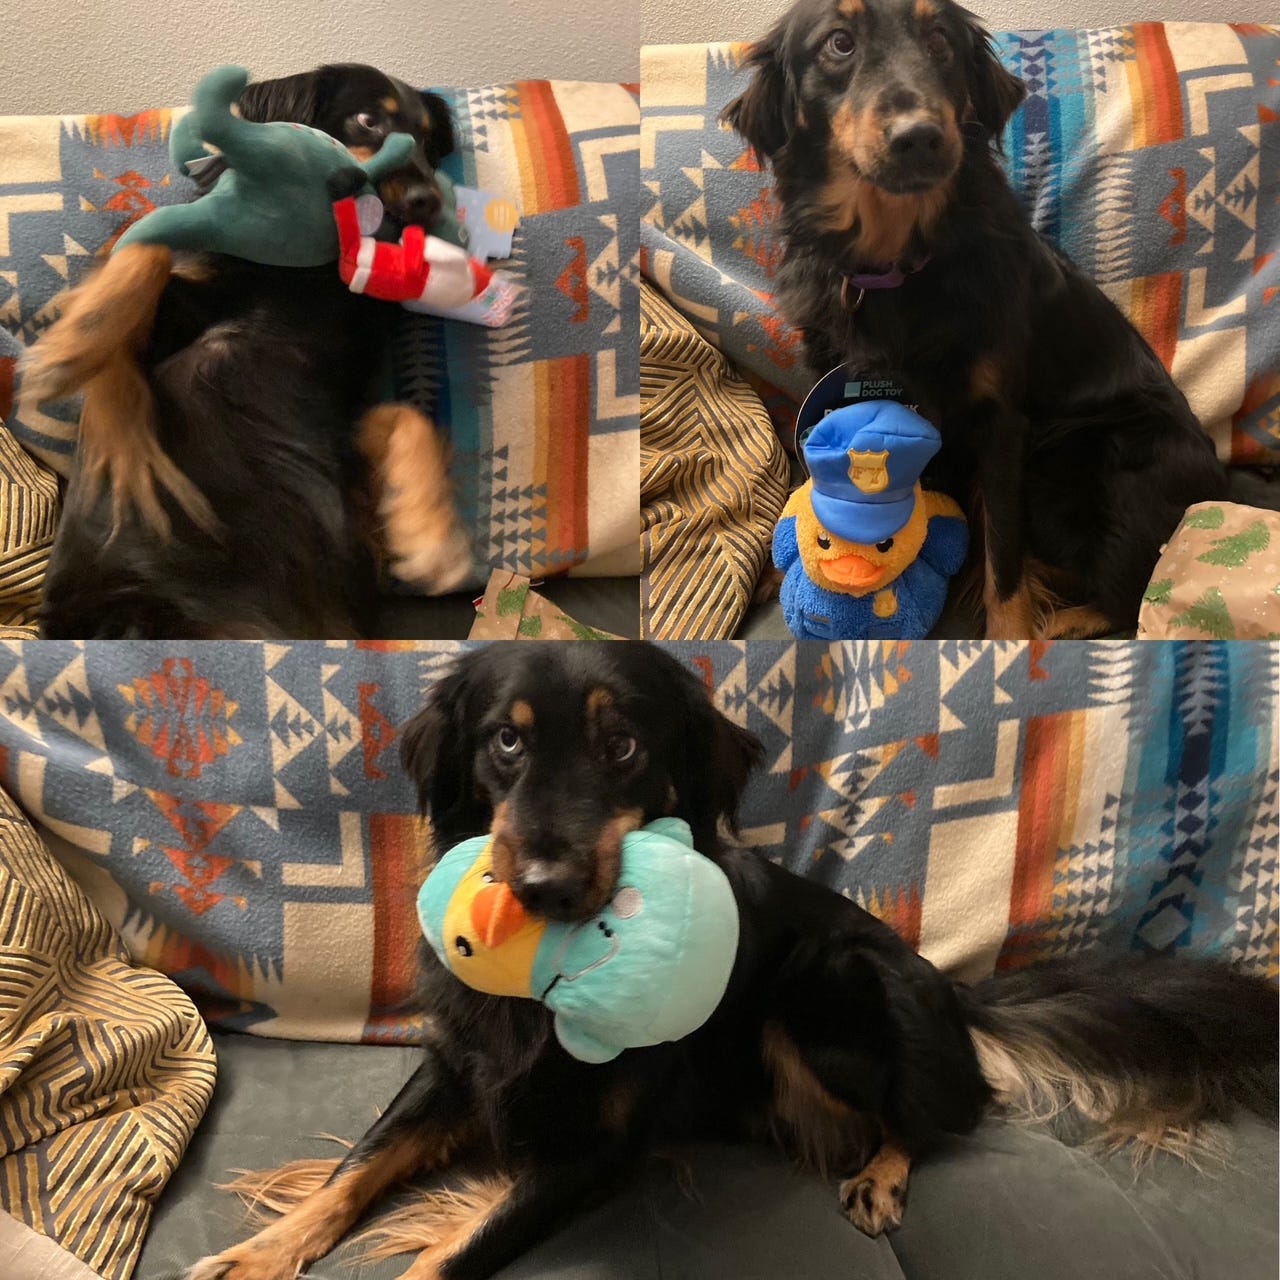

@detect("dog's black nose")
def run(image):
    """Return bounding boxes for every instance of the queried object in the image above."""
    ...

[512,863,592,921]
[887,120,943,158]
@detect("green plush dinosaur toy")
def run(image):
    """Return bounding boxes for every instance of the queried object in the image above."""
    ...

[115,64,417,267]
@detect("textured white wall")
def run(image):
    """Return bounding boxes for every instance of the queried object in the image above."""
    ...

[0,0,640,116]
[642,0,1269,44]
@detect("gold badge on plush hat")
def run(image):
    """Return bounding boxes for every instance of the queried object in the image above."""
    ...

[847,448,890,494]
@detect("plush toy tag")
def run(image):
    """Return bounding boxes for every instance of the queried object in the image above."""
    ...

[182,152,221,179]
[796,365,918,477]
[452,186,519,261]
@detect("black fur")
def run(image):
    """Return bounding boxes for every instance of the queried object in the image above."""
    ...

[39,65,456,639]
[191,642,1276,1280]
[723,0,1279,634]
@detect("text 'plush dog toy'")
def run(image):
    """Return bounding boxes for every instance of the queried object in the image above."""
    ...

[417,818,739,1064]
[773,401,968,640]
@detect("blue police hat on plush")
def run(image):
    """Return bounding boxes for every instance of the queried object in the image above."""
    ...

[772,398,968,640]
[805,401,942,545]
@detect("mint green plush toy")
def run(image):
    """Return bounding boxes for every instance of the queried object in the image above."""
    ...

[115,65,416,267]
[418,818,740,1064]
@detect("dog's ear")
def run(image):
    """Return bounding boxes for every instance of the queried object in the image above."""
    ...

[400,662,484,839]
[961,10,1026,147]
[236,68,331,124]
[419,91,457,168]
[720,30,796,163]
[676,684,763,851]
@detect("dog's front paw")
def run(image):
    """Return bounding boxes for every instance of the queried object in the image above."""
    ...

[183,1247,294,1280]
[839,1169,906,1237]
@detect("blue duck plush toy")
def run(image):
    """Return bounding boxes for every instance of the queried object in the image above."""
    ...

[417,818,739,1064]
[773,401,969,640]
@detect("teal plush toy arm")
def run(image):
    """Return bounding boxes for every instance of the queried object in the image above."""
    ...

[116,65,413,267]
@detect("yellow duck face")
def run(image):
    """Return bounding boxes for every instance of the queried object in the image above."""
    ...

[788,480,930,596]
[441,850,548,998]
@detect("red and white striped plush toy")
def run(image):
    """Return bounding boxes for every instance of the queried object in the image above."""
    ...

[333,194,518,328]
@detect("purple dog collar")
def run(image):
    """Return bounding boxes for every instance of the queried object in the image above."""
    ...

[841,255,931,311]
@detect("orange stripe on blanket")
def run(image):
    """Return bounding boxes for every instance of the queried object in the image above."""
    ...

[537,355,592,560]
[1127,24,1184,148]
[81,109,175,148]
[1129,272,1182,373]
[366,814,424,1038]
[1006,712,1086,938]
[511,82,581,214]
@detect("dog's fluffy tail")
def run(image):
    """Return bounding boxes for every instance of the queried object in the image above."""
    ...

[21,243,215,536]
[960,956,1277,1159]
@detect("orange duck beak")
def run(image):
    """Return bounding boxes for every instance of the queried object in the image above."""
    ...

[471,881,529,948]
[819,553,884,590]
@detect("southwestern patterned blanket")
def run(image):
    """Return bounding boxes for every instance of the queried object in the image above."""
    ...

[0,640,1272,1045]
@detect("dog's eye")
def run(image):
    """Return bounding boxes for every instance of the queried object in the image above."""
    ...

[817,532,832,550]
[607,733,637,764]
[826,30,856,57]
[926,29,952,61]
[356,112,381,132]
[495,724,524,756]
[876,537,894,553]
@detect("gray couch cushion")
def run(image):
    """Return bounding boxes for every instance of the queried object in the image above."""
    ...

[137,1034,1276,1280]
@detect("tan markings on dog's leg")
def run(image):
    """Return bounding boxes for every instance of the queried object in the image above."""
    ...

[839,1139,911,1237]
[24,242,216,536]
[357,404,472,595]
[1041,605,1114,640]
[21,243,170,401]
[359,1176,516,1279]
[762,1022,872,1178]
[78,353,216,538]
[185,1128,453,1280]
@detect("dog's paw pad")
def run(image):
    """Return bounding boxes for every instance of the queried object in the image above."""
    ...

[839,1172,905,1237]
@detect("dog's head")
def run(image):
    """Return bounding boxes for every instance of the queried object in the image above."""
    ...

[401,644,762,924]
[238,63,457,228]
[723,0,1024,199]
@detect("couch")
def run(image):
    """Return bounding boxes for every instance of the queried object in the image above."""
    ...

[0,639,1274,1279]
[0,75,642,638]
[639,23,1280,639]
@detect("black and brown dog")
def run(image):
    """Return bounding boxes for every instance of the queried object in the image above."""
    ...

[186,643,1277,1280]
[23,64,471,638]
[722,0,1279,639]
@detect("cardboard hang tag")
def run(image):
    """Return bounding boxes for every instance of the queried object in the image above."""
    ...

[452,186,519,262]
